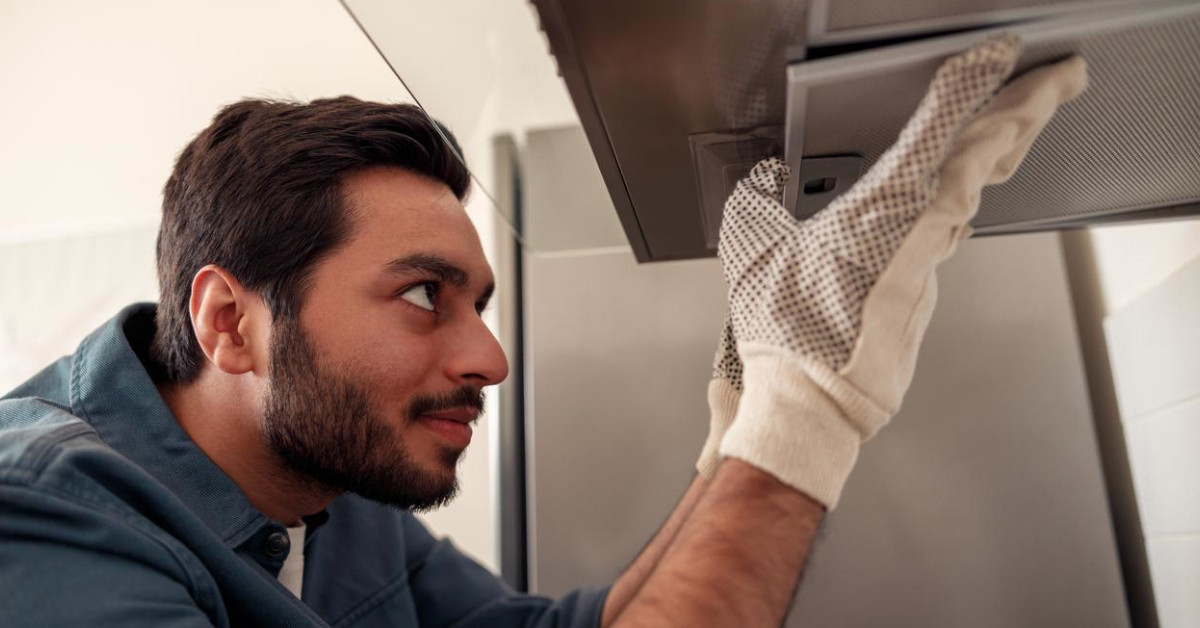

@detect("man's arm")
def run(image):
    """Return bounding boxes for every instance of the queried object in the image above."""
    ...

[600,475,707,625]
[598,322,747,624]
[613,460,822,627]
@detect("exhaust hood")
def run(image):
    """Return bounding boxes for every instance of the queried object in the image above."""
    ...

[531,0,1200,262]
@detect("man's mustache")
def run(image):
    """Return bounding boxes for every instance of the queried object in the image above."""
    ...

[405,386,485,423]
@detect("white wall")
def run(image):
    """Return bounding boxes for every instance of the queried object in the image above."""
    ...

[0,0,411,234]
[1087,220,1200,628]
[342,0,582,239]
[0,0,526,572]
[1089,221,1200,316]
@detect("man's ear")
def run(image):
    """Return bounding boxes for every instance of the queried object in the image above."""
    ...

[189,265,267,376]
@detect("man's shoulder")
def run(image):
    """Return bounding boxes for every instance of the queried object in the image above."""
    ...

[0,353,83,474]
[0,398,227,627]
[2,354,73,406]
[1,351,137,488]
[0,394,98,475]
[0,393,158,525]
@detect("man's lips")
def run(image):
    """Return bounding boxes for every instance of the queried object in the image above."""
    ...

[419,407,479,424]
[417,407,479,448]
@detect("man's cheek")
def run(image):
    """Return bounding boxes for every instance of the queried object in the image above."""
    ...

[359,353,428,402]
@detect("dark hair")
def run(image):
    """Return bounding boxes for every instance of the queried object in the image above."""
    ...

[151,96,470,384]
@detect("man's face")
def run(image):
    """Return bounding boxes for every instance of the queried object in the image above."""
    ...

[261,166,508,511]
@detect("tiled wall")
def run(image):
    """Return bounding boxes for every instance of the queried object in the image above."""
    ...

[1105,253,1200,628]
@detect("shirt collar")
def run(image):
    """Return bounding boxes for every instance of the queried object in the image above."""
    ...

[68,303,307,548]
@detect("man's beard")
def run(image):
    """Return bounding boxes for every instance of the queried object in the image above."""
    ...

[261,317,483,512]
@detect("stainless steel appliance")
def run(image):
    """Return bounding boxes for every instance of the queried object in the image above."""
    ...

[531,0,1200,260]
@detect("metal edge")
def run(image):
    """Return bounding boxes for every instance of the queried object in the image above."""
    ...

[807,0,832,43]
[528,0,654,262]
[783,90,809,215]
[974,200,1200,236]
[339,0,520,243]
[805,0,1150,46]
[521,243,540,593]
[787,0,1200,82]
[492,135,529,592]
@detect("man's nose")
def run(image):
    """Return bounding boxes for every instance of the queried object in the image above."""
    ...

[444,314,510,387]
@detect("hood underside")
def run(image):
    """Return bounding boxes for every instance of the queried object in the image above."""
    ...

[532,0,1200,262]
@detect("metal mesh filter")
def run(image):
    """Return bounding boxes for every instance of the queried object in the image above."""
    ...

[822,0,1146,35]
[796,6,1200,230]
[977,14,1200,227]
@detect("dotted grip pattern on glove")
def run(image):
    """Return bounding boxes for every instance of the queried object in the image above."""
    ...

[714,34,1098,508]
[712,318,744,387]
[696,318,744,479]
[719,35,1021,372]
[707,34,1089,497]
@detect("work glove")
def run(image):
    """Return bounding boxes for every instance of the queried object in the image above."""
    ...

[696,318,742,479]
[716,34,1088,508]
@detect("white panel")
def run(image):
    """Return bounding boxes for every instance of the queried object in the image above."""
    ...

[1146,536,1200,628]
[0,228,159,393]
[1105,253,1200,419]
[1089,220,1200,316]
[1126,398,1200,535]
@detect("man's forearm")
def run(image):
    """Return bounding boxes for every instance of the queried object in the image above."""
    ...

[613,459,824,627]
[601,475,708,625]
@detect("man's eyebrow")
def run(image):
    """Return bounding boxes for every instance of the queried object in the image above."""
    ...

[386,254,495,306]
[385,254,470,289]
[478,282,495,308]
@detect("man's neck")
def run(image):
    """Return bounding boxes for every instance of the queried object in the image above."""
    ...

[158,371,337,525]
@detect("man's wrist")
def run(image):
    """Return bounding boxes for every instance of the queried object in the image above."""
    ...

[712,457,827,516]
[614,457,824,627]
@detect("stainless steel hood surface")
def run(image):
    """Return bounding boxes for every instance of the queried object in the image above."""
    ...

[532,0,1200,262]
[532,0,808,261]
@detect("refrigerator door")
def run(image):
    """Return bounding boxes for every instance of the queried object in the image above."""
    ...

[519,127,1129,627]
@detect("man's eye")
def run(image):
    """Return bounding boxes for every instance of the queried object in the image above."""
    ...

[399,283,438,312]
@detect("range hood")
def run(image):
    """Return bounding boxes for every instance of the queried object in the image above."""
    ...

[531,0,1200,262]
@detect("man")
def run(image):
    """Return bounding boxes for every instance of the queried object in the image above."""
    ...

[0,36,1085,626]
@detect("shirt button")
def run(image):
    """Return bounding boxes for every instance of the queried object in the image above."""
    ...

[264,531,290,559]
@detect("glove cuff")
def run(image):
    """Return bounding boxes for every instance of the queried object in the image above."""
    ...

[696,378,741,479]
[719,343,887,509]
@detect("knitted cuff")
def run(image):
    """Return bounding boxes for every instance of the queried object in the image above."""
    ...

[719,344,885,509]
[696,378,741,479]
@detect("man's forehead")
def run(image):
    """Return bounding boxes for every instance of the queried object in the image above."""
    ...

[345,167,467,228]
[342,167,492,282]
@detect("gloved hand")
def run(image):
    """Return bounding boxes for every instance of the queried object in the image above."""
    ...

[696,318,742,479]
[716,34,1088,508]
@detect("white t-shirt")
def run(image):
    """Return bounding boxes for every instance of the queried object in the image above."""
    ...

[277,524,306,599]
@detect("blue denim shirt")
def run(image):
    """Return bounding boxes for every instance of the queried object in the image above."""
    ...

[0,304,607,627]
